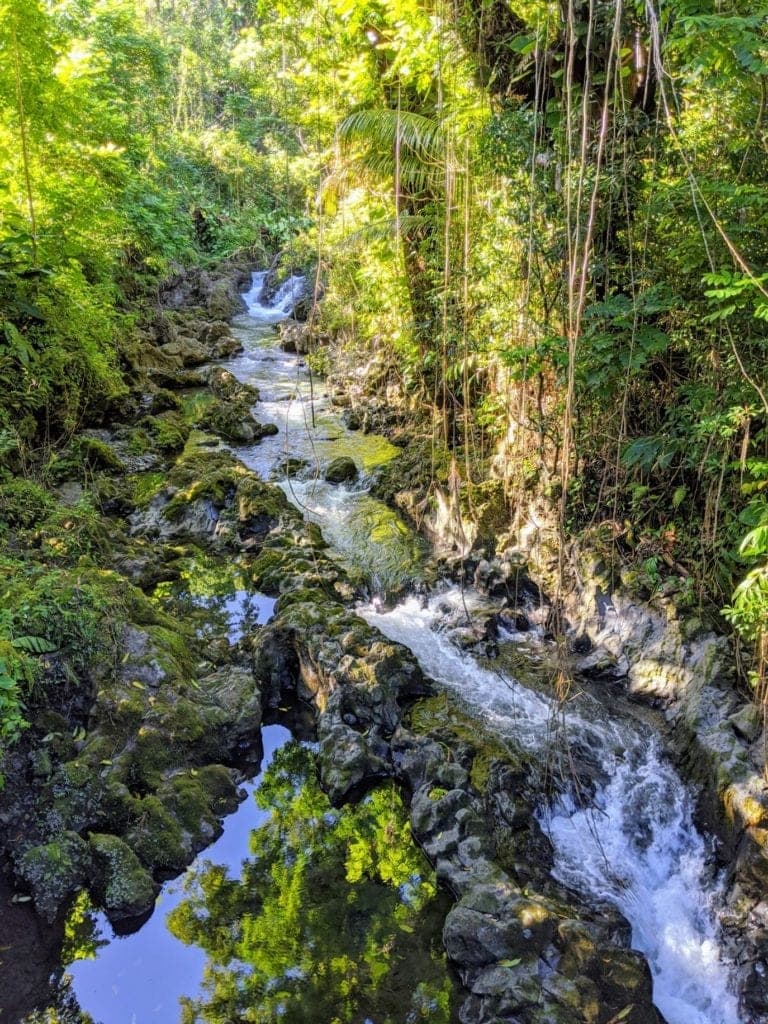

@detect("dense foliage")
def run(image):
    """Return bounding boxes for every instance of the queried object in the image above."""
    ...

[1,0,767,756]
[0,0,308,441]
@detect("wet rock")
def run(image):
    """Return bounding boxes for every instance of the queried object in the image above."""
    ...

[272,456,310,478]
[197,666,262,748]
[736,827,768,890]
[203,271,248,318]
[124,795,190,873]
[234,476,298,542]
[279,319,311,354]
[159,336,209,368]
[147,366,206,390]
[729,702,763,743]
[204,365,260,404]
[575,645,629,679]
[443,885,557,967]
[493,608,531,634]
[198,319,237,350]
[130,448,294,550]
[88,833,156,920]
[144,387,182,415]
[341,409,362,431]
[17,832,92,922]
[199,398,274,444]
[324,456,358,484]
[318,716,393,804]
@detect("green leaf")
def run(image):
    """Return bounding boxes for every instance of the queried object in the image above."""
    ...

[672,486,687,509]
[11,635,58,654]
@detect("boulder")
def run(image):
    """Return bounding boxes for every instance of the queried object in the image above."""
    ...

[324,457,358,484]
[88,833,156,920]
[17,832,92,921]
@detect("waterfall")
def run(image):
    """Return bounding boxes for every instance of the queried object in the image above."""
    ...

[242,270,306,320]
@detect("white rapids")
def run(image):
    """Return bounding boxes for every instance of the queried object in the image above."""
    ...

[359,590,741,1024]
[234,272,741,1024]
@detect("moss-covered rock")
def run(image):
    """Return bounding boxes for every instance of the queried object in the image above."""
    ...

[155,765,239,850]
[199,398,277,444]
[140,411,191,454]
[88,832,155,919]
[159,336,209,367]
[123,794,189,872]
[324,456,358,483]
[17,832,92,922]
[205,365,259,404]
[164,447,246,517]
[235,476,296,530]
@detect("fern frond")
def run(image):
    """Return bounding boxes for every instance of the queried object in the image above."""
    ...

[11,635,58,655]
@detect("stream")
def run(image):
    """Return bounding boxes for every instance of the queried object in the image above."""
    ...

[64,272,741,1024]
[359,591,740,1024]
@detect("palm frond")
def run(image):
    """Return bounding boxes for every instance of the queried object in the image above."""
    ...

[339,213,434,248]
[338,107,446,194]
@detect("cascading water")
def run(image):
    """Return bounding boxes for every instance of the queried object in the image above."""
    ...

[232,274,741,1022]
[241,270,307,320]
[225,272,423,594]
[359,589,741,1024]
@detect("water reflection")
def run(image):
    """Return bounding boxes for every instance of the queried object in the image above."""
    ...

[62,736,457,1024]
[168,743,458,1024]
[64,728,291,1024]
[152,552,276,643]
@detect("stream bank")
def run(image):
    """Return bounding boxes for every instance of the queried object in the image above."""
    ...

[0,262,459,1024]
[1,261,765,1024]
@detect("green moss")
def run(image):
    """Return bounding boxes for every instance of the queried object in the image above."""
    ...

[127,725,179,787]
[125,794,189,871]
[164,448,247,519]
[275,591,331,625]
[199,398,258,442]
[0,478,56,528]
[146,623,197,679]
[154,695,208,745]
[141,411,191,453]
[161,765,237,834]
[371,436,451,504]
[236,476,292,522]
[150,387,183,413]
[18,831,92,921]
[249,547,292,592]
[132,471,166,508]
[408,692,526,791]
[89,833,155,917]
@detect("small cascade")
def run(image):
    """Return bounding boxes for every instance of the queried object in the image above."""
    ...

[226,272,420,596]
[360,588,741,1024]
[242,270,306,319]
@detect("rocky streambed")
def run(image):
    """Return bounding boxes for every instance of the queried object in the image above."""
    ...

[1,264,767,1024]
